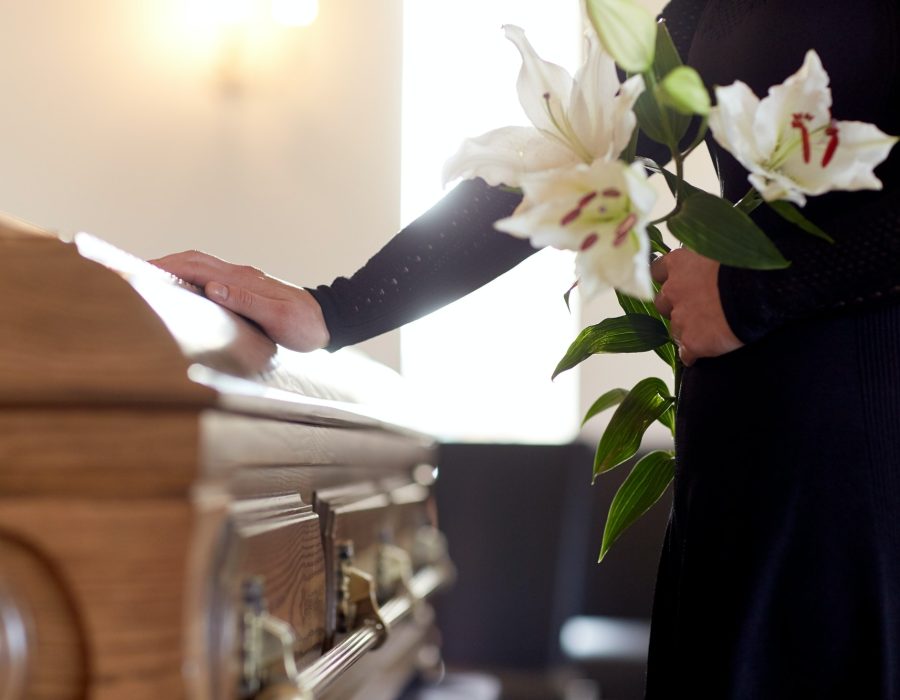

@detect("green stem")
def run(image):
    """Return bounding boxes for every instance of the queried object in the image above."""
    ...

[681,117,709,159]
[735,188,763,214]
[673,355,683,402]
[643,68,686,211]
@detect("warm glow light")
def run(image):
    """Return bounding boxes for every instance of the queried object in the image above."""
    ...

[272,0,319,27]
[185,0,255,28]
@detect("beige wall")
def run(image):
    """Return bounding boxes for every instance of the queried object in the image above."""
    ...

[0,0,404,366]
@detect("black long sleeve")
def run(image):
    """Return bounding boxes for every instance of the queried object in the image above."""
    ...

[308,179,531,350]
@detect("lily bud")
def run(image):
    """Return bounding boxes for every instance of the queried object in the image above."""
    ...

[585,0,656,74]
[658,66,710,116]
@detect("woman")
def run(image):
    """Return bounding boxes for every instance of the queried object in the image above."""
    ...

[154,0,900,695]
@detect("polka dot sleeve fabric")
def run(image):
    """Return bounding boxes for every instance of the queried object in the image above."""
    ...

[308,179,533,351]
[718,174,900,344]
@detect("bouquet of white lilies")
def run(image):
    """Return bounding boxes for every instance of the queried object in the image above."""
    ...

[443,0,898,560]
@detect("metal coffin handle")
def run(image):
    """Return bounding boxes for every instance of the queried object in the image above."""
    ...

[251,560,455,700]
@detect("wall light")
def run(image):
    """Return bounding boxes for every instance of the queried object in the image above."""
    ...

[272,0,319,27]
[185,0,256,29]
[184,0,319,31]
[181,0,320,92]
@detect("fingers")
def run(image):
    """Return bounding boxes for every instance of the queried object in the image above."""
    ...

[651,253,675,318]
[669,319,695,367]
[654,289,673,318]
[150,251,229,288]
[204,280,288,342]
[205,281,264,319]
[150,251,269,294]
[650,254,668,285]
[205,281,330,352]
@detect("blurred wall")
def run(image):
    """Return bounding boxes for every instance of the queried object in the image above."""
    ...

[0,0,403,366]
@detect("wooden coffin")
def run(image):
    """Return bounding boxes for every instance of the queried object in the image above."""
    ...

[0,214,452,700]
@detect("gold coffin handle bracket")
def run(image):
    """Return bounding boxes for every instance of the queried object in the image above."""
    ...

[340,564,389,649]
[336,540,389,649]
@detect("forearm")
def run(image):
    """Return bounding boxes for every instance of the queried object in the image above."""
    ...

[309,178,534,350]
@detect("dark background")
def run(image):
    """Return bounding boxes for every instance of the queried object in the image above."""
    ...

[431,442,672,698]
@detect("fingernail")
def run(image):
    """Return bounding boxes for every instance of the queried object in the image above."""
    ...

[207,282,229,301]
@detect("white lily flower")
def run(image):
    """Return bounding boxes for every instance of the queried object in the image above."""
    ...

[442,25,645,188]
[709,50,899,206]
[495,159,657,300]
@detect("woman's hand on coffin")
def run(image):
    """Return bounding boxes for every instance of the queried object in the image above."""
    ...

[149,250,330,352]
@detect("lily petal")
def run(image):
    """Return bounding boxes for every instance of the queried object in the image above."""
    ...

[576,226,652,300]
[709,81,765,167]
[495,160,655,299]
[607,74,646,160]
[754,50,831,157]
[504,25,575,143]
[748,170,808,206]
[442,126,574,187]
[781,120,899,195]
[569,34,616,156]
[623,161,656,216]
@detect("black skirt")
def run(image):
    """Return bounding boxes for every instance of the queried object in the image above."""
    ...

[646,302,900,698]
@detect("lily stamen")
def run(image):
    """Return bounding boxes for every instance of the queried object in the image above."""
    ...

[822,122,840,167]
[560,191,599,226]
[579,192,599,208]
[791,112,813,163]
[561,207,581,226]
[541,92,594,164]
[581,232,599,251]
[613,214,637,247]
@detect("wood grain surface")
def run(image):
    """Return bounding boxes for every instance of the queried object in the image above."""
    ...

[0,227,212,408]
[0,535,87,700]
[0,224,444,700]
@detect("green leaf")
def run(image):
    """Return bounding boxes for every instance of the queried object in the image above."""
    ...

[563,281,577,313]
[633,85,671,146]
[641,161,692,199]
[553,315,670,379]
[767,200,834,243]
[633,22,691,146]
[599,450,675,561]
[616,290,677,369]
[582,388,629,427]
[653,19,683,77]
[658,403,676,435]
[652,23,691,139]
[657,166,681,196]
[667,189,790,269]
[593,377,673,478]
[616,290,665,324]
[646,223,670,255]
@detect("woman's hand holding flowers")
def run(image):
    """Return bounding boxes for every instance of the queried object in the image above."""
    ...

[651,249,743,366]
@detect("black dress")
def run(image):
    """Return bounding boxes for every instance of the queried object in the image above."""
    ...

[647,1,900,697]
[309,1,900,696]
